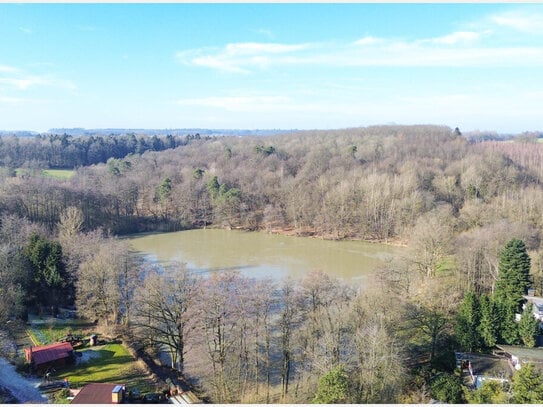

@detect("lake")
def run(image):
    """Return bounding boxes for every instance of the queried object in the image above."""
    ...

[128,229,404,283]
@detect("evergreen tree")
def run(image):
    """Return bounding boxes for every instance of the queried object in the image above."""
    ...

[313,365,353,404]
[430,373,465,403]
[494,238,531,312]
[466,380,509,404]
[455,291,482,351]
[493,239,531,345]
[518,304,539,347]
[24,233,68,313]
[155,177,172,203]
[478,294,499,348]
[512,363,543,403]
[498,301,520,345]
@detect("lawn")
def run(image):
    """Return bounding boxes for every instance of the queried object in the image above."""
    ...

[55,343,154,392]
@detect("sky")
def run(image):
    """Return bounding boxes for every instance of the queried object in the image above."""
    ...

[1,3,543,133]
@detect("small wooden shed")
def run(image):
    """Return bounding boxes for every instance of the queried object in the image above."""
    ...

[24,342,74,372]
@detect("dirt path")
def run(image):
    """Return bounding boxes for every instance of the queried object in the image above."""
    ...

[0,357,48,403]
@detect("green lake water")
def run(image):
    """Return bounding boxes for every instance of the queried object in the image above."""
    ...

[128,229,404,283]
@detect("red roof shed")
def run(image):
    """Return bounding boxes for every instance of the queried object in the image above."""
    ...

[25,342,74,366]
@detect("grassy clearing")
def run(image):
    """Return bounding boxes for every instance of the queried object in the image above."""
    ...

[55,343,154,392]
[13,168,75,179]
[27,320,94,345]
[41,169,75,179]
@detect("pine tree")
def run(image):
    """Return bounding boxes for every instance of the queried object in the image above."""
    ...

[518,304,539,347]
[455,291,481,351]
[478,293,499,348]
[498,301,520,345]
[493,239,531,345]
[512,363,543,403]
[495,238,531,312]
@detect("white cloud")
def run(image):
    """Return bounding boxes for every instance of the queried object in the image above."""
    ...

[0,68,76,91]
[224,42,309,56]
[19,27,33,34]
[490,11,543,34]
[354,36,384,46]
[176,42,312,73]
[430,31,480,45]
[177,32,543,73]
[0,76,50,90]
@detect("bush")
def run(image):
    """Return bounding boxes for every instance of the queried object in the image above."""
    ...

[51,388,71,404]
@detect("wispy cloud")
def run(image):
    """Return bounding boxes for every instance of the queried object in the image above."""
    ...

[429,31,480,45]
[353,36,384,46]
[0,66,76,91]
[490,10,543,34]
[177,32,543,73]
[177,42,313,73]
[19,27,33,34]
[0,76,50,90]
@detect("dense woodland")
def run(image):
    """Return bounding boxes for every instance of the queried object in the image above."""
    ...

[3,125,543,402]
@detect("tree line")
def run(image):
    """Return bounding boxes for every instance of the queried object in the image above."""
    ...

[2,124,541,240]
[0,132,202,169]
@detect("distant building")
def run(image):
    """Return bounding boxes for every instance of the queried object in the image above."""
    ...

[24,342,74,372]
[71,383,126,404]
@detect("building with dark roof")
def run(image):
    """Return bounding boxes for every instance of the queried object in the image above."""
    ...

[24,342,74,371]
[71,383,125,404]
[496,344,543,370]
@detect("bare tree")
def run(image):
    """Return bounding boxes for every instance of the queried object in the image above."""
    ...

[75,236,136,326]
[133,263,198,372]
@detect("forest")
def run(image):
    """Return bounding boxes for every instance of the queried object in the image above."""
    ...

[2,124,543,402]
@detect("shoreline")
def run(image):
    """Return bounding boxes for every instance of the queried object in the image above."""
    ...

[124,224,409,248]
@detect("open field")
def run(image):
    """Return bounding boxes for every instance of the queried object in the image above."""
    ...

[14,168,75,179]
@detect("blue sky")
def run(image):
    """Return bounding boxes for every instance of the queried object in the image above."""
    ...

[1,3,543,133]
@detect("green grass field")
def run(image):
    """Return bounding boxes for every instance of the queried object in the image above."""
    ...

[13,168,75,179]
[55,343,154,392]
[41,169,75,179]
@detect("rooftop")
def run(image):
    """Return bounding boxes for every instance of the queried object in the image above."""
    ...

[25,342,73,366]
[71,383,124,404]
[496,345,543,364]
